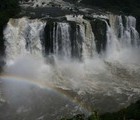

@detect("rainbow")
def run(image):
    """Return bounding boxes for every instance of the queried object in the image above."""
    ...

[0,74,93,113]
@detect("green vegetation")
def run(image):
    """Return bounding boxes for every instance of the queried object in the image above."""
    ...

[101,100,140,120]
[61,100,140,120]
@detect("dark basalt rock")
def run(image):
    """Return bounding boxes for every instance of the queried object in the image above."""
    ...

[90,19,107,53]
[136,16,140,35]
[44,20,84,59]
[69,21,83,59]
[0,34,5,57]
[43,16,110,58]
[44,17,67,22]
[0,58,5,73]
[0,27,5,72]
[69,21,77,58]
[44,21,54,55]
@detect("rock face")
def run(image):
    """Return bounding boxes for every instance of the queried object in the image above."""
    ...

[91,19,107,53]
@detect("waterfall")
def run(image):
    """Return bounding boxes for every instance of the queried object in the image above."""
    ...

[108,15,140,48]
[4,18,45,64]
[3,15,140,63]
[3,15,140,62]
[53,22,71,57]
[80,20,96,59]
[2,14,140,118]
[44,16,96,59]
[44,22,71,58]
[103,15,140,61]
[65,15,96,59]
[105,19,121,57]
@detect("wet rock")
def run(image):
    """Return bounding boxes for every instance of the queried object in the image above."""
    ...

[44,21,54,54]
[90,19,107,53]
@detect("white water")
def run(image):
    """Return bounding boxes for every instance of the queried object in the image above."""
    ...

[80,20,95,59]
[3,18,46,65]
[53,22,71,57]
[1,15,140,117]
[106,15,140,63]
[20,0,73,8]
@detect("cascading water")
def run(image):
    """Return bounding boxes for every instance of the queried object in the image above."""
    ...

[108,15,139,48]
[53,22,71,57]
[106,15,140,62]
[4,17,46,63]
[1,14,140,119]
[79,21,95,59]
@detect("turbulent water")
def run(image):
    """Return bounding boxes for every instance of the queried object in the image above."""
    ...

[0,14,140,120]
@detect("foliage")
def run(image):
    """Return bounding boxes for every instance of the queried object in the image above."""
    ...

[101,100,140,120]
[61,112,100,120]
[61,100,140,120]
